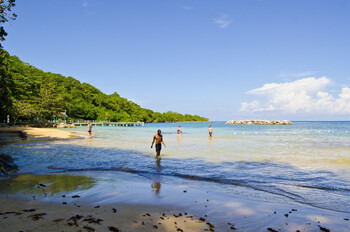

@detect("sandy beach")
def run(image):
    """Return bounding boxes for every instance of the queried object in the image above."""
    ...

[0,126,80,140]
[0,170,349,232]
[0,197,211,232]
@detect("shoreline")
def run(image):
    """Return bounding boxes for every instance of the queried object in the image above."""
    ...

[1,171,349,232]
[0,126,81,140]
[1,124,349,231]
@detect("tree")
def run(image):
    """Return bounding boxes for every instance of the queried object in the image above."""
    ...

[0,0,17,48]
[0,49,13,122]
[36,79,64,121]
[12,100,36,125]
[0,1,16,122]
[1,51,209,123]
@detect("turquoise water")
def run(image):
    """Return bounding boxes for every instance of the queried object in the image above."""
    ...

[1,121,350,213]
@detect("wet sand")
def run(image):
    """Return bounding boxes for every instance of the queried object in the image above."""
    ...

[1,171,349,232]
[0,197,211,232]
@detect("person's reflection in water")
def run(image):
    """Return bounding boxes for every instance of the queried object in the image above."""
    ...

[177,133,182,142]
[151,158,162,195]
[151,182,161,195]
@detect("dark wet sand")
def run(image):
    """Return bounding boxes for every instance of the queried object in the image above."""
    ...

[1,172,349,232]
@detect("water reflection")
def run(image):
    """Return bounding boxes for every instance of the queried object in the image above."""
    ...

[0,174,96,196]
[151,158,162,195]
[177,134,182,142]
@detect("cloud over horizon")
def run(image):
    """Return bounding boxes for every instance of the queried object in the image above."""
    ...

[240,77,350,115]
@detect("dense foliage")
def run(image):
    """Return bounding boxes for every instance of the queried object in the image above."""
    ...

[0,51,208,123]
[0,0,17,48]
[0,0,16,120]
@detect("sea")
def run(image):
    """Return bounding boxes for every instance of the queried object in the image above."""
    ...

[0,121,349,213]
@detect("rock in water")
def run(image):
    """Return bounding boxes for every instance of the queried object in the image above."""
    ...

[225,119,292,125]
[0,154,18,176]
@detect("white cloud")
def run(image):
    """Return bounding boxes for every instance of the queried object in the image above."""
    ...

[240,77,350,115]
[82,2,88,7]
[213,14,231,29]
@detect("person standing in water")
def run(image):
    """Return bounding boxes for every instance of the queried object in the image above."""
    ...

[177,125,182,135]
[208,125,213,137]
[151,129,166,158]
[87,122,92,138]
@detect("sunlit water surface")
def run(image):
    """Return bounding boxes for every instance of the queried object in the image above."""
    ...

[1,122,349,213]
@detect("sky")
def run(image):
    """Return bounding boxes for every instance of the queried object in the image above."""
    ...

[3,0,350,121]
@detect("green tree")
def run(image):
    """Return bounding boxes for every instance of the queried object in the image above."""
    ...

[0,0,17,48]
[0,50,12,121]
[36,79,64,121]
[1,51,209,123]
[12,100,36,125]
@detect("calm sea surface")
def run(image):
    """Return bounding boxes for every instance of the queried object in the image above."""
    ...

[1,121,350,212]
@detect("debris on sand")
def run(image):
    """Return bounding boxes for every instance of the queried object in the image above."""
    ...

[28,213,47,221]
[22,209,36,212]
[108,226,120,232]
[83,215,103,224]
[318,225,330,232]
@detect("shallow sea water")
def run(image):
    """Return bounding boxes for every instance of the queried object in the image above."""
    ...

[0,121,349,213]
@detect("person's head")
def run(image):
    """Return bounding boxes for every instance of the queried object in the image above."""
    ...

[178,125,181,128]
[157,129,161,135]
[209,125,211,128]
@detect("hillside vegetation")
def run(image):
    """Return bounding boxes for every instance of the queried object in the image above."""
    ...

[0,50,208,124]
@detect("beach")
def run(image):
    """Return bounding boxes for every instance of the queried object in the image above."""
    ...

[1,122,350,231]
[1,171,349,232]
[0,127,78,140]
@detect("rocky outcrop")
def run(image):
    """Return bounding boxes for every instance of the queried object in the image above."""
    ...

[226,120,292,125]
[57,123,76,128]
[0,154,18,176]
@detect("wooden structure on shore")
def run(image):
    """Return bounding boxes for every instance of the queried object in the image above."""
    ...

[73,122,144,127]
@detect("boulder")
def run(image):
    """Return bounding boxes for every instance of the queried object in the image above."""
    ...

[0,153,18,176]
[57,123,76,128]
[226,120,292,125]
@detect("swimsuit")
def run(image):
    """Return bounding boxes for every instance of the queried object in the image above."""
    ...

[177,129,181,134]
[209,132,212,136]
[155,143,162,152]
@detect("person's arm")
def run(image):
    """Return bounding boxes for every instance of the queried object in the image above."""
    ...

[151,136,155,148]
[161,136,166,148]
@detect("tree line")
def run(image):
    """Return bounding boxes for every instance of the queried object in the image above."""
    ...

[0,51,209,124]
[0,1,207,124]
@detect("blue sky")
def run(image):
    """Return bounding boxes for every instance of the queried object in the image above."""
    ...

[4,0,350,121]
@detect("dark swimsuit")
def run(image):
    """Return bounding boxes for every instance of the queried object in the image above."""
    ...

[155,135,163,151]
[155,143,162,151]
